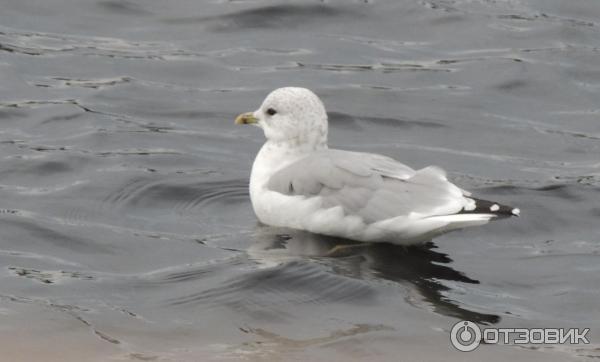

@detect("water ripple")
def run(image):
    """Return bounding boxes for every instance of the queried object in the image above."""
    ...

[102,178,248,214]
[167,260,376,309]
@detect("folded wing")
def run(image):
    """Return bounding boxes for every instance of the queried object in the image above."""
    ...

[267,149,476,224]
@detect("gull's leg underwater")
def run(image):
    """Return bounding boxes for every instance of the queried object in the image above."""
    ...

[325,242,372,257]
[324,240,433,257]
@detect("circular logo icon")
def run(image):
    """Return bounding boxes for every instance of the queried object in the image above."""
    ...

[450,320,481,352]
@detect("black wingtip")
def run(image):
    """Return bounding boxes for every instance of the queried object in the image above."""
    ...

[460,198,520,218]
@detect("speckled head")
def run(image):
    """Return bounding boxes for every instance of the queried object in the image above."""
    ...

[236,87,329,150]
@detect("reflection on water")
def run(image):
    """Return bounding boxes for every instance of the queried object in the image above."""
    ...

[248,227,500,325]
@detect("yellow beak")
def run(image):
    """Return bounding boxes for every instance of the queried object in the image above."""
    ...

[234,112,258,125]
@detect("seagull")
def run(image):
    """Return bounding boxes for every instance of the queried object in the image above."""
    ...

[235,87,519,246]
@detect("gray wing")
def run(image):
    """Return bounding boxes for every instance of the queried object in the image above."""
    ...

[267,149,467,223]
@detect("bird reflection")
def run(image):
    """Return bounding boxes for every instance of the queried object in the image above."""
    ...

[249,226,499,325]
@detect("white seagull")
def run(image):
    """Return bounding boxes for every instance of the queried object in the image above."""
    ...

[235,87,519,246]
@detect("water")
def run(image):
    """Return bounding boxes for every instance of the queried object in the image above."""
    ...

[1,0,599,361]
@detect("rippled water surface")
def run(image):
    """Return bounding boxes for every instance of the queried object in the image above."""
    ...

[1,1,599,361]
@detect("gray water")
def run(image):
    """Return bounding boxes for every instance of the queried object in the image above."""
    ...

[1,1,599,361]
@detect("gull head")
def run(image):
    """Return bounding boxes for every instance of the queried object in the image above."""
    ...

[235,87,328,149]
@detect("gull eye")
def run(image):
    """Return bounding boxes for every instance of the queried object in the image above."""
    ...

[266,108,277,116]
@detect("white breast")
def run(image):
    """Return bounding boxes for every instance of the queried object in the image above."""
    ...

[249,142,369,238]
[249,142,304,224]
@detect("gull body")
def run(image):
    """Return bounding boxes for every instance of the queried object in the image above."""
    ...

[235,87,519,245]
